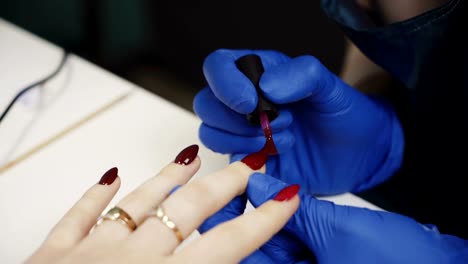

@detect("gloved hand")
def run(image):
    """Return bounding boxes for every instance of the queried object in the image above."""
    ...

[193,49,404,195]
[199,173,468,263]
[248,173,468,263]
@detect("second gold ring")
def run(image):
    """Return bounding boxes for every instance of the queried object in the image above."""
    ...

[148,206,183,242]
[93,206,137,232]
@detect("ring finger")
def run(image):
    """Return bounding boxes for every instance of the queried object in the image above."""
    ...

[86,144,201,242]
[127,160,260,255]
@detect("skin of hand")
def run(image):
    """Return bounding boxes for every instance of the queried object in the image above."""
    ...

[200,173,468,264]
[194,49,404,195]
[25,145,299,264]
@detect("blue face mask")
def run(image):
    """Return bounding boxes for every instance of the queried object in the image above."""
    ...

[321,0,466,90]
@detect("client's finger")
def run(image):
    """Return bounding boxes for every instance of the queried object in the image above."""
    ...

[31,167,120,258]
[129,161,258,254]
[176,192,300,264]
[88,144,200,241]
[198,194,247,234]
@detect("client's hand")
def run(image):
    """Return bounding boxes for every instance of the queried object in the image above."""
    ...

[26,144,299,264]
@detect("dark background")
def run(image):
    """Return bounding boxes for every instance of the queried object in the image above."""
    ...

[0,0,346,112]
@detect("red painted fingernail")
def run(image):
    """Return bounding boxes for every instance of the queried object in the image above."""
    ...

[99,167,118,185]
[174,144,199,165]
[274,184,300,201]
[241,150,268,170]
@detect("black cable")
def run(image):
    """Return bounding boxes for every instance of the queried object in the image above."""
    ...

[0,50,70,124]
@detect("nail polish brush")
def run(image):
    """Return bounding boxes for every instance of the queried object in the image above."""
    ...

[235,54,278,155]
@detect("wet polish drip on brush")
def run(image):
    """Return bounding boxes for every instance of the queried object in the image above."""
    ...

[260,111,278,155]
[242,111,277,170]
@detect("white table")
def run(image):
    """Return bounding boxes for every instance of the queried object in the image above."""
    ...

[0,18,381,264]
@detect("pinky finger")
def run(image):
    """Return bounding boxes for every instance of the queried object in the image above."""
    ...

[26,167,121,261]
[175,194,299,264]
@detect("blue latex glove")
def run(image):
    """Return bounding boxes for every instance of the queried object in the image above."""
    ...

[198,194,314,264]
[243,173,468,263]
[193,49,405,194]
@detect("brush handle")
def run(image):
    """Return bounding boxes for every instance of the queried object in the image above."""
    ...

[235,54,278,125]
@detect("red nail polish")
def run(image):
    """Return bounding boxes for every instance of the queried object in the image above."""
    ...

[99,167,118,185]
[241,138,276,170]
[241,147,269,170]
[241,112,277,170]
[174,144,199,165]
[274,184,300,201]
[260,111,278,155]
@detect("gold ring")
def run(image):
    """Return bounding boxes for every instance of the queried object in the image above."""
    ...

[148,206,183,242]
[92,206,137,232]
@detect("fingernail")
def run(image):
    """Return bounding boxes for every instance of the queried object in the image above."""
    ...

[174,144,199,165]
[274,184,300,201]
[99,167,118,185]
[241,150,268,170]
